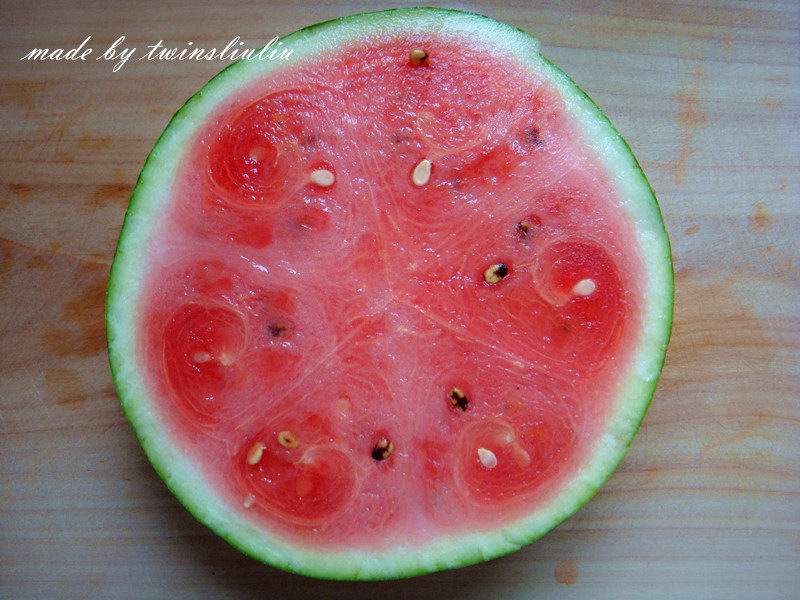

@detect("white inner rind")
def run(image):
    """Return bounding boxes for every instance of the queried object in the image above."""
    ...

[106,7,673,580]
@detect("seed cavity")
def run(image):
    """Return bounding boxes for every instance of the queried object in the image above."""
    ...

[477,447,498,469]
[499,429,514,445]
[484,263,509,284]
[246,441,265,465]
[572,278,596,296]
[332,397,351,422]
[524,126,543,146]
[517,215,541,238]
[412,159,432,186]
[268,321,291,337]
[409,49,428,65]
[299,132,317,146]
[249,145,267,161]
[513,446,531,468]
[310,168,335,187]
[448,387,469,412]
[243,493,256,508]
[372,438,394,461]
[277,430,298,449]
[192,351,211,363]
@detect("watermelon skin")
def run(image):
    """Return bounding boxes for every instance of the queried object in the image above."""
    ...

[106,7,673,580]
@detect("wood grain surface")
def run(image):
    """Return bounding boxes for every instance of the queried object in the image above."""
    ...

[1,1,798,598]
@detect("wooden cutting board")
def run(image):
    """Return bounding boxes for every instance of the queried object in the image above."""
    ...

[1,2,797,598]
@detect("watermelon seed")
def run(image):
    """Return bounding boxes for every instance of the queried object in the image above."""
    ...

[278,430,299,449]
[477,448,498,469]
[247,441,265,465]
[192,351,211,363]
[448,387,469,411]
[409,49,428,65]
[372,438,394,461]
[310,169,335,187]
[412,159,432,186]
[572,279,596,296]
[243,493,256,509]
[218,352,234,366]
[484,263,509,284]
[268,321,291,337]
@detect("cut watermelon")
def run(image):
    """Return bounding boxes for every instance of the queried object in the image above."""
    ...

[106,8,673,580]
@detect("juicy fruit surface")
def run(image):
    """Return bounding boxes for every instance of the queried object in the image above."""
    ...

[139,33,644,548]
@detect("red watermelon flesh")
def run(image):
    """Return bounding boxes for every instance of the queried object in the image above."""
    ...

[138,32,642,548]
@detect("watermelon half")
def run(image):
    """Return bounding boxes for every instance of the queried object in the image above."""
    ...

[106,8,673,580]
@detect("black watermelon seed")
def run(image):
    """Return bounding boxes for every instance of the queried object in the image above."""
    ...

[449,387,469,411]
[484,263,509,284]
[372,438,394,461]
[268,321,291,337]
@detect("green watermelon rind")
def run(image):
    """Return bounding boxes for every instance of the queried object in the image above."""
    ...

[106,7,673,580]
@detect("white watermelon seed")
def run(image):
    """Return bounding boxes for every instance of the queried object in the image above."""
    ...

[310,169,335,187]
[572,278,596,296]
[372,438,394,461]
[412,159,432,186]
[192,351,211,363]
[448,387,469,411]
[277,430,299,449]
[218,352,234,366]
[243,493,256,508]
[477,448,497,469]
[246,441,265,465]
[484,263,509,284]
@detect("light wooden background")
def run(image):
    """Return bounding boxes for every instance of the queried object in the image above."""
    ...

[1,1,798,598]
